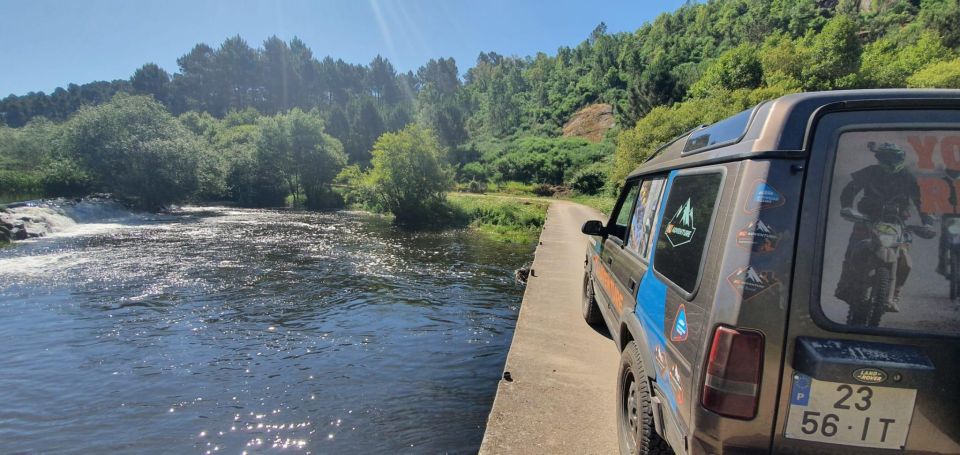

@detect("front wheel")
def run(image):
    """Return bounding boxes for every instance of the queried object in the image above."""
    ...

[582,271,603,325]
[618,342,672,455]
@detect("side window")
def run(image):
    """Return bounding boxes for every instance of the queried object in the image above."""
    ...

[608,182,641,243]
[654,173,723,293]
[627,178,666,260]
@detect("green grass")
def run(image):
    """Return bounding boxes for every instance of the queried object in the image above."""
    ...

[447,193,549,243]
[567,193,615,216]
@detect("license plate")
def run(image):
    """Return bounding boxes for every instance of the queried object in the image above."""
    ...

[784,373,916,449]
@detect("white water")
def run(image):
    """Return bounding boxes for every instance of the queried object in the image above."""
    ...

[2,198,148,239]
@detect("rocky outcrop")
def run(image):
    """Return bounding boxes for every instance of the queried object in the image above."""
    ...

[562,103,615,143]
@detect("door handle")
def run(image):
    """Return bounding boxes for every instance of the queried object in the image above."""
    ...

[606,257,613,265]
[628,278,637,291]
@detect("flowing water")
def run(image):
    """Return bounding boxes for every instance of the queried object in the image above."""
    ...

[0,203,533,454]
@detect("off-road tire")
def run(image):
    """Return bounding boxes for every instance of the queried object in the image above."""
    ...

[868,266,891,327]
[582,271,603,325]
[618,341,672,455]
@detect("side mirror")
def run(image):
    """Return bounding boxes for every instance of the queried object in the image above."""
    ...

[581,220,606,237]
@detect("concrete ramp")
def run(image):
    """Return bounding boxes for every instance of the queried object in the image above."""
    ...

[480,201,620,454]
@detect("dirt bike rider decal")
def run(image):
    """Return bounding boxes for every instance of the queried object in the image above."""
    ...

[834,142,936,325]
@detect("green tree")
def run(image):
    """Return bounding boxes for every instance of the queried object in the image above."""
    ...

[64,94,202,209]
[690,44,763,98]
[907,59,960,88]
[365,125,453,224]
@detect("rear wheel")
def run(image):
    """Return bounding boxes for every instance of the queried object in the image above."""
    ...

[618,341,672,455]
[582,271,603,325]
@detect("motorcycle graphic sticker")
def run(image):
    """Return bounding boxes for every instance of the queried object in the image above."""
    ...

[727,266,780,301]
[670,304,688,342]
[736,220,781,253]
[665,198,696,247]
[745,180,785,212]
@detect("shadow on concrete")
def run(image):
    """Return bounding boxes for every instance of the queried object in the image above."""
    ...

[586,321,613,339]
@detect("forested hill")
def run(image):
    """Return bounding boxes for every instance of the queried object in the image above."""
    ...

[2,0,960,210]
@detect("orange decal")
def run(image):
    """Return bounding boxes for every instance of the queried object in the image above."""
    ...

[593,255,625,311]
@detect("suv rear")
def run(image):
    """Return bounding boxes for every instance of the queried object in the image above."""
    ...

[581,89,960,454]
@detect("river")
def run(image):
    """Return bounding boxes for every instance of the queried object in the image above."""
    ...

[0,203,533,454]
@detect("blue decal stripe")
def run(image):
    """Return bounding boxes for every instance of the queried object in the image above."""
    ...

[635,171,678,411]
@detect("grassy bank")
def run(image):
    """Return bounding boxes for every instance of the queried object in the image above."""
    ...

[566,194,614,216]
[447,193,549,243]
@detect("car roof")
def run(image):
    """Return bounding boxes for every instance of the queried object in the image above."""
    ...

[628,89,960,179]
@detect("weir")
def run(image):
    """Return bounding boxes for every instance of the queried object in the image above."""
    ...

[480,201,620,454]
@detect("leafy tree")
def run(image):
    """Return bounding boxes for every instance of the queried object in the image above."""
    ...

[690,44,763,98]
[802,15,862,89]
[364,125,453,224]
[907,59,960,88]
[131,63,172,104]
[860,31,954,87]
[63,94,203,209]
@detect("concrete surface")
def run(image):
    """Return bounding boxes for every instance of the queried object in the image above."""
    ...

[480,200,620,454]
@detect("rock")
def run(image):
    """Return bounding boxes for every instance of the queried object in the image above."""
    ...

[562,103,615,143]
[0,225,10,244]
[13,227,28,241]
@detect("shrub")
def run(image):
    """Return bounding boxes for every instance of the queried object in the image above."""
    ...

[908,59,960,88]
[568,162,608,195]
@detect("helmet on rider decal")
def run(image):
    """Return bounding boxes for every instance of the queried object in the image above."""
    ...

[870,142,906,173]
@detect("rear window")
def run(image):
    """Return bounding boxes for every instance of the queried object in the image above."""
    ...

[821,130,960,335]
[654,173,723,293]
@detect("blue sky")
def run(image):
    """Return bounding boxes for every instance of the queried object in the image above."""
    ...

[0,0,687,97]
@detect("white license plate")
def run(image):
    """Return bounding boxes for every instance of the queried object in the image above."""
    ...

[784,373,916,449]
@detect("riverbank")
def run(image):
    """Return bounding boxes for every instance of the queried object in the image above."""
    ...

[447,193,549,243]
[480,200,620,454]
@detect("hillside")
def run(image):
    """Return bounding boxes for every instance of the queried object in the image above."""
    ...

[2,0,960,207]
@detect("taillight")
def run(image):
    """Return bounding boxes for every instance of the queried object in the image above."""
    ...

[701,326,764,419]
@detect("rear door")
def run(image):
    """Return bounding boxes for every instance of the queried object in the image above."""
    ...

[774,107,960,454]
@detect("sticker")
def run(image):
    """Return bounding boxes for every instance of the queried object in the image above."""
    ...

[654,345,668,375]
[745,180,785,212]
[665,197,696,247]
[727,266,780,301]
[670,364,685,405]
[790,373,812,406]
[592,255,625,311]
[736,220,781,253]
[670,304,688,342]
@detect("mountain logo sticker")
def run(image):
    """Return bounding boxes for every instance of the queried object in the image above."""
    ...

[665,198,696,247]
[746,180,785,212]
[671,304,688,342]
[736,220,781,253]
[727,266,780,301]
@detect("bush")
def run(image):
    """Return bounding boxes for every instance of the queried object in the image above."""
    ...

[908,59,960,88]
[467,179,487,194]
[531,183,556,197]
[365,125,454,224]
[568,162,608,195]
[41,159,92,196]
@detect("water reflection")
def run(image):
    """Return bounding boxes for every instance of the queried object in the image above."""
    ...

[0,207,532,453]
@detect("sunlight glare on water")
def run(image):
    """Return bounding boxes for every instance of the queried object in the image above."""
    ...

[0,205,532,453]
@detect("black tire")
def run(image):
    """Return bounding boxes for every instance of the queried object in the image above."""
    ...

[618,341,672,455]
[582,271,603,325]
[868,266,892,327]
